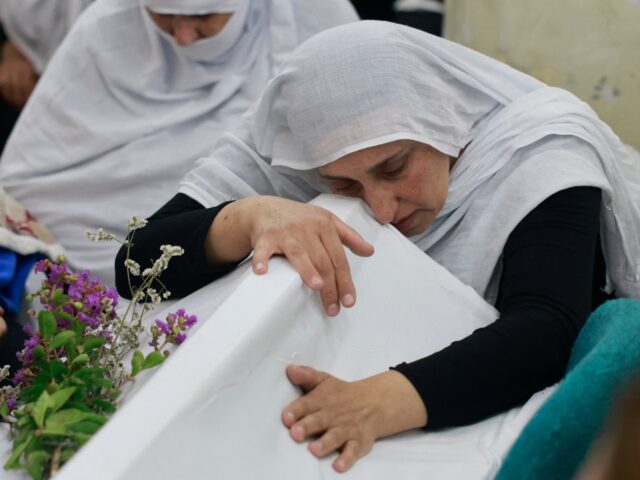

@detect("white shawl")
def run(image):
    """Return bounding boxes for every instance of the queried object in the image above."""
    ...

[0,0,358,286]
[0,0,94,73]
[181,21,640,300]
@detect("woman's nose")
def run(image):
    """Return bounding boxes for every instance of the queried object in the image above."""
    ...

[173,19,200,46]
[366,190,398,225]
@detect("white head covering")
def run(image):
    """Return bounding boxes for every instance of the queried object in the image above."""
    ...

[0,0,358,285]
[0,0,93,73]
[181,21,640,300]
[143,0,240,14]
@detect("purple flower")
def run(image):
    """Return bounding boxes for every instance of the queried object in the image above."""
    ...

[79,312,99,329]
[22,324,33,336]
[12,369,26,386]
[154,320,171,335]
[7,397,17,412]
[34,259,47,274]
[184,314,197,328]
[175,333,187,345]
[24,336,40,348]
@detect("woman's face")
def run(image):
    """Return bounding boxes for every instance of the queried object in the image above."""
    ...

[318,140,454,236]
[147,11,233,46]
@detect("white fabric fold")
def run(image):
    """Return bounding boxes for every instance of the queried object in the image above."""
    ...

[181,20,640,299]
[0,0,358,286]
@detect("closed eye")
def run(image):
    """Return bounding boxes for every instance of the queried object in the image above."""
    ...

[332,181,360,194]
[379,158,408,179]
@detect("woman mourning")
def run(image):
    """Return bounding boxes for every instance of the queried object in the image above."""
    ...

[116,22,640,472]
[0,0,358,285]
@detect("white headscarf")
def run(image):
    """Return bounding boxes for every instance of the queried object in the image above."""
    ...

[0,0,358,286]
[181,21,640,300]
[143,0,240,14]
[0,0,93,73]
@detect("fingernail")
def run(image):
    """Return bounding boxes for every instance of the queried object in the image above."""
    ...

[310,441,322,455]
[292,424,304,441]
[335,460,346,471]
[255,262,266,273]
[327,304,339,316]
[284,411,294,424]
[310,275,323,288]
[342,293,355,307]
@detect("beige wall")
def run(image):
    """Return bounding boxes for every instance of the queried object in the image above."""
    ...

[445,0,640,149]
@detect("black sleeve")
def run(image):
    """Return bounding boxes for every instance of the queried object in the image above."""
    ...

[393,186,602,430]
[115,193,241,299]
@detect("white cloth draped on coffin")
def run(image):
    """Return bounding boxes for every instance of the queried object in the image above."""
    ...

[0,0,94,74]
[24,195,553,480]
[181,20,640,300]
[0,0,358,286]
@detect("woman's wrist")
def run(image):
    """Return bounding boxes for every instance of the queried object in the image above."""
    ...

[205,197,257,266]
[365,370,428,439]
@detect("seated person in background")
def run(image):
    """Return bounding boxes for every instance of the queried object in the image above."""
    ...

[0,0,94,151]
[0,0,358,285]
[116,21,640,472]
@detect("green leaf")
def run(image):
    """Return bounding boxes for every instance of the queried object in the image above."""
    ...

[91,378,114,389]
[37,311,57,340]
[143,351,165,370]
[25,450,50,480]
[49,360,69,381]
[3,436,31,470]
[50,387,76,413]
[68,420,105,435]
[31,345,46,362]
[73,433,92,446]
[91,398,116,414]
[31,391,54,428]
[70,354,90,369]
[131,350,144,376]
[50,330,76,350]
[83,335,107,353]
[45,409,106,433]
[61,448,76,463]
[51,288,69,306]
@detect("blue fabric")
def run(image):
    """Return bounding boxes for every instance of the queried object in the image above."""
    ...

[0,248,41,316]
[495,299,640,480]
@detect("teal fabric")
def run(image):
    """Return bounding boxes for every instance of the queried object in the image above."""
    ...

[495,299,640,480]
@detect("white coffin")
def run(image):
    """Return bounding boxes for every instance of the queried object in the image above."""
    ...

[2,195,552,479]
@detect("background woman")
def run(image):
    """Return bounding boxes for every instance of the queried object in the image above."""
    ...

[117,21,640,472]
[0,0,358,285]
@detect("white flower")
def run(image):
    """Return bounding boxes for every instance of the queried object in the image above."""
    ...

[0,365,10,382]
[162,290,171,299]
[146,288,161,304]
[128,215,148,230]
[160,245,184,257]
[124,259,141,276]
[85,228,116,242]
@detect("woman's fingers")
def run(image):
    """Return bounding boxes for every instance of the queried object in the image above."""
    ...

[321,231,356,310]
[285,364,328,394]
[246,197,373,315]
[334,440,364,473]
[334,218,375,258]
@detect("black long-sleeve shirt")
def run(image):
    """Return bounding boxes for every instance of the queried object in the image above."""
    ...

[115,187,609,429]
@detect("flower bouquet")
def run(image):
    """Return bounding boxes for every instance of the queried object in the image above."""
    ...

[0,218,196,479]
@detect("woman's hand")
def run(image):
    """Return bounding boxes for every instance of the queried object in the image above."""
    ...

[282,365,428,472]
[207,196,374,316]
[0,41,38,109]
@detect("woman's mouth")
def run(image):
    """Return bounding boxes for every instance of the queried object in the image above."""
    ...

[391,211,416,233]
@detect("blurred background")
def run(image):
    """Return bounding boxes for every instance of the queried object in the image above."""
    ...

[352,0,640,150]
